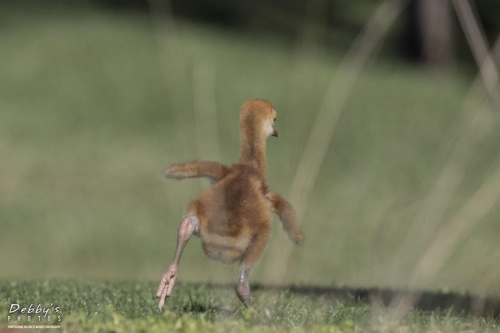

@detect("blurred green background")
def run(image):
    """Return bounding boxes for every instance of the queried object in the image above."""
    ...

[1,0,499,295]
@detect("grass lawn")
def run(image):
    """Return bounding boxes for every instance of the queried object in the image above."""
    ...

[1,280,500,332]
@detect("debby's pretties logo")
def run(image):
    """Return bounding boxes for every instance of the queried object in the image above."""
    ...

[7,303,62,323]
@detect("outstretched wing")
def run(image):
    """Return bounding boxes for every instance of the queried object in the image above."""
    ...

[165,161,230,183]
[266,192,304,245]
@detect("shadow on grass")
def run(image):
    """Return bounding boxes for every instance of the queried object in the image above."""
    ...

[174,290,237,317]
[204,283,500,318]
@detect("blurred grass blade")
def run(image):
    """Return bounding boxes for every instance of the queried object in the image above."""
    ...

[193,58,220,161]
[452,0,500,112]
[264,0,410,284]
[411,161,500,285]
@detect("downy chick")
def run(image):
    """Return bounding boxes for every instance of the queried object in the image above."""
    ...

[156,99,304,309]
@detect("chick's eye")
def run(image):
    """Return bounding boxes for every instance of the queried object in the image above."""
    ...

[274,117,276,122]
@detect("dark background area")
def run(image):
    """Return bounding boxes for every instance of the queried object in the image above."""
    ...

[94,0,500,64]
[6,0,500,65]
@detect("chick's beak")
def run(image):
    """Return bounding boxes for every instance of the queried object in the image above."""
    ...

[272,128,278,137]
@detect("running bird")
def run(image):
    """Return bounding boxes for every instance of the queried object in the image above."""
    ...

[156,99,304,309]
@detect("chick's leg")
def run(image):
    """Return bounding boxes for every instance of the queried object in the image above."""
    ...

[236,268,251,307]
[236,234,269,307]
[156,215,196,310]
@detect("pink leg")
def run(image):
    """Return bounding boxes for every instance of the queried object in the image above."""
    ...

[156,216,195,310]
[235,233,269,307]
[235,268,251,307]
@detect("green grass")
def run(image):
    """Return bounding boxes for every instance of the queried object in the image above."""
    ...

[1,280,499,332]
[1,0,500,307]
